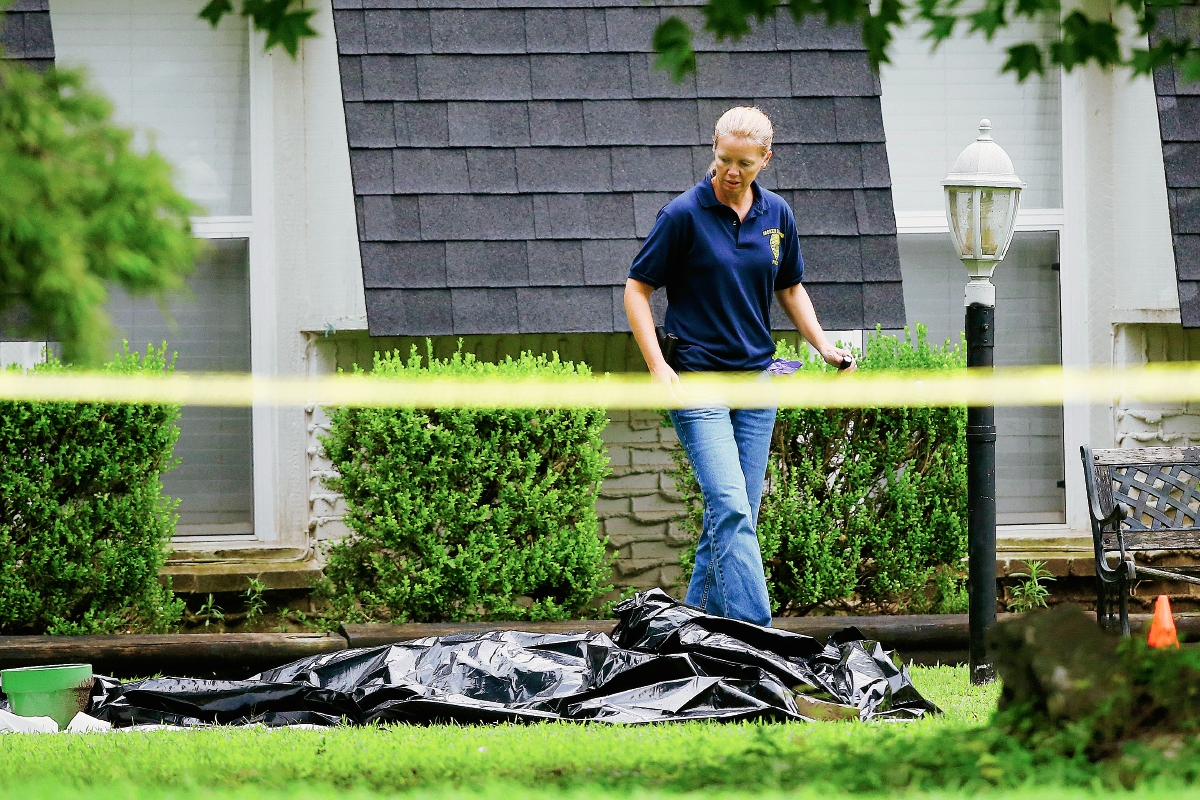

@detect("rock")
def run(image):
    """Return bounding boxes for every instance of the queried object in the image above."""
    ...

[988,604,1126,726]
[988,604,1200,755]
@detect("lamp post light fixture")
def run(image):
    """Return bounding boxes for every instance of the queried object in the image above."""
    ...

[942,119,1025,685]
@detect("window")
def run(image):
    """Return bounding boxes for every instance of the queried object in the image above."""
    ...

[55,1,256,537]
[107,240,254,537]
[52,0,251,216]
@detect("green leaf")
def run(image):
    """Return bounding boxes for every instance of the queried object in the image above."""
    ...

[667,326,968,614]
[318,346,611,623]
[916,0,966,44]
[261,9,319,57]
[1180,51,1200,85]
[862,0,904,70]
[653,16,697,82]
[0,63,198,363]
[967,0,1009,40]
[923,14,959,43]
[239,0,320,58]
[198,0,234,27]
[0,344,182,633]
[1050,10,1121,70]
[703,0,764,40]
[810,0,863,25]
[1002,42,1044,79]
[1130,38,1191,76]
[1013,0,1057,18]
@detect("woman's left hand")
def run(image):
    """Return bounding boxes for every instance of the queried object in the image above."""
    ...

[821,347,857,373]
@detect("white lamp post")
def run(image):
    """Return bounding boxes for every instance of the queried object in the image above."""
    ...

[942,120,1024,685]
[943,120,1026,306]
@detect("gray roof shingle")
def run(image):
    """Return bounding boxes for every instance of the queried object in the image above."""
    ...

[583,238,641,284]
[339,56,364,101]
[362,242,447,288]
[518,286,614,332]
[417,55,531,100]
[453,287,520,333]
[791,190,860,236]
[529,100,587,144]
[1151,3,1200,327]
[1171,188,1200,233]
[834,96,887,142]
[630,53,697,98]
[791,51,876,96]
[528,240,585,284]
[358,195,422,241]
[448,102,532,146]
[363,55,419,100]
[365,289,454,336]
[446,241,529,286]
[531,54,633,99]
[339,3,905,337]
[431,10,525,54]
[525,9,592,52]
[396,102,451,146]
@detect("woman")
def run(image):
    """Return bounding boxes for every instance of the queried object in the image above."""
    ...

[624,106,855,626]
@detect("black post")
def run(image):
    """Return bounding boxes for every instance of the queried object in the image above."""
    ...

[966,302,997,684]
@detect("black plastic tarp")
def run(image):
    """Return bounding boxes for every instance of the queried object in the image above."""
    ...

[87,589,939,726]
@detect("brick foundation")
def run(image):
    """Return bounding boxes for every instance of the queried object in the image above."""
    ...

[598,409,690,594]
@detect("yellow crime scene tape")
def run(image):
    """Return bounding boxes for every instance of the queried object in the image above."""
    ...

[0,363,1199,409]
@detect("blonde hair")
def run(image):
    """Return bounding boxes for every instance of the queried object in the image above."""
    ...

[711,106,774,164]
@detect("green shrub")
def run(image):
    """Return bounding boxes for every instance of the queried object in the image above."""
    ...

[667,325,967,614]
[0,344,184,634]
[318,345,612,623]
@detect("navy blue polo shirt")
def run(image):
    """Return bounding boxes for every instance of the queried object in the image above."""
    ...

[628,178,804,372]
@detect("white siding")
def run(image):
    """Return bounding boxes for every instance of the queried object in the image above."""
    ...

[880,18,1062,212]
[1111,70,1178,314]
[51,0,251,216]
[300,0,367,331]
[0,342,48,369]
[900,231,1066,524]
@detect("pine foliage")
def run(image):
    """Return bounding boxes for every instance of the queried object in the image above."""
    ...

[0,60,198,364]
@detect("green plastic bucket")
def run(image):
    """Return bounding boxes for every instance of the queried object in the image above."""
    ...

[1,663,93,729]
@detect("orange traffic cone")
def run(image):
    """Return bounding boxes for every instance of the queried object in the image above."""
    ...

[1148,594,1180,648]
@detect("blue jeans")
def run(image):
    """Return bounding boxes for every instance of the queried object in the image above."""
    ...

[669,405,777,626]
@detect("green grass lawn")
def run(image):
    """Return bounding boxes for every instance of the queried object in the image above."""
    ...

[0,666,1194,799]
[13,786,1200,800]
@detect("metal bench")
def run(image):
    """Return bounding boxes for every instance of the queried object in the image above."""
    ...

[1081,446,1200,635]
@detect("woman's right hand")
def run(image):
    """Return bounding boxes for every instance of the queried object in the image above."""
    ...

[625,278,683,398]
[651,362,681,388]
[650,362,684,406]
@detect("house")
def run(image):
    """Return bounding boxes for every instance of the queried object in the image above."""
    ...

[0,0,1192,595]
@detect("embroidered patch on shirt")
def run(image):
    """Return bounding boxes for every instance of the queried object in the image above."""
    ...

[763,228,782,265]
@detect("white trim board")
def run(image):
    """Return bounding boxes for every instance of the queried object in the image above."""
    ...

[248,23,279,543]
[1110,308,1181,325]
[895,208,1066,235]
[1058,64,1091,533]
[192,216,253,238]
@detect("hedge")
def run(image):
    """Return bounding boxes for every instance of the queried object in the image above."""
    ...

[318,346,612,623]
[0,344,184,634]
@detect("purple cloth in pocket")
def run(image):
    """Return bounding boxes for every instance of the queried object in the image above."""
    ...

[766,359,802,376]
